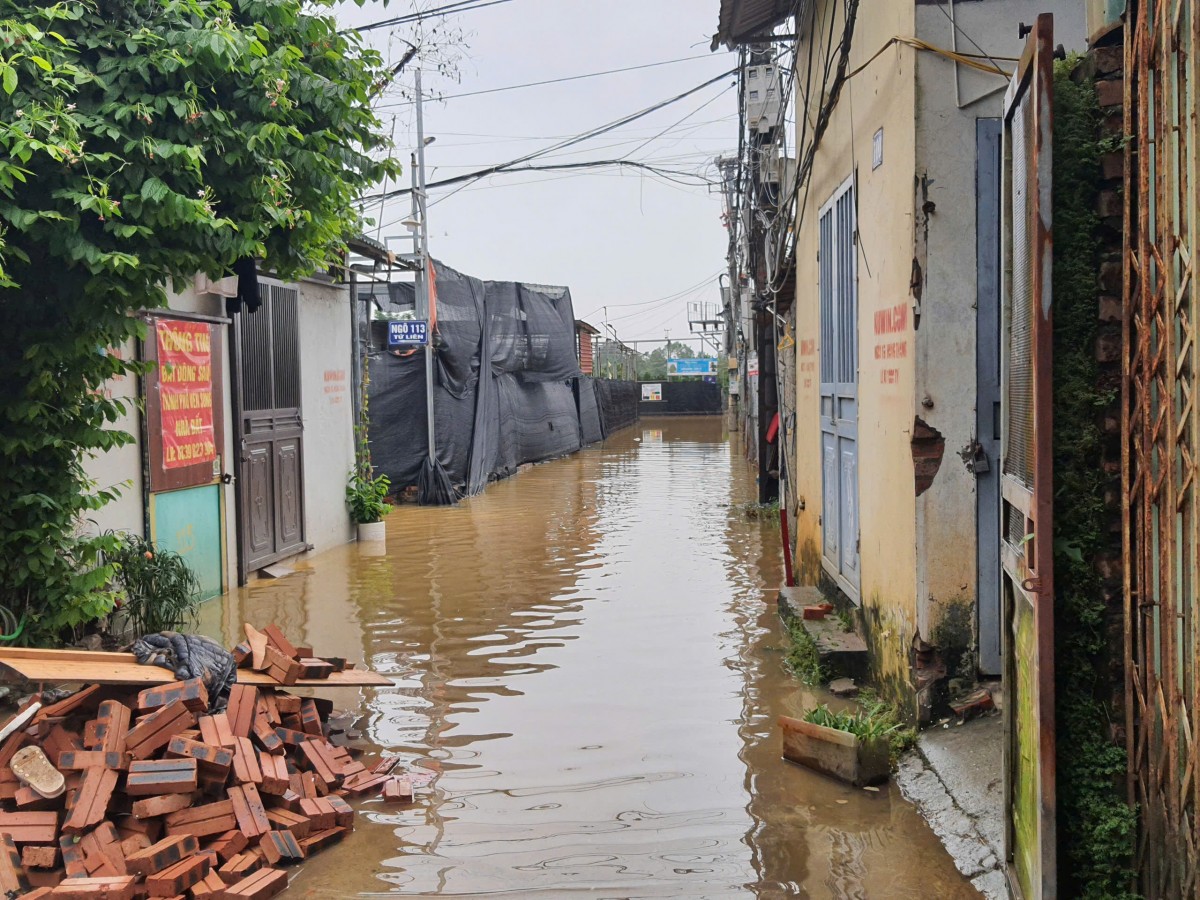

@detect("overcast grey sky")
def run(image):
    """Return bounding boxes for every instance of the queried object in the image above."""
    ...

[335,0,739,349]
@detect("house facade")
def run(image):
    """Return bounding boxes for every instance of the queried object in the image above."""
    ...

[84,271,363,597]
[780,0,1084,716]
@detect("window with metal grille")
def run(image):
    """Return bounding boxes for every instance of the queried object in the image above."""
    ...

[819,179,856,390]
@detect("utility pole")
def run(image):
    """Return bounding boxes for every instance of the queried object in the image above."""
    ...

[414,68,437,470]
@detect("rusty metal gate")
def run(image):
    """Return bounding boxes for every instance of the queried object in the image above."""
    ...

[1123,1,1200,895]
[1000,14,1056,899]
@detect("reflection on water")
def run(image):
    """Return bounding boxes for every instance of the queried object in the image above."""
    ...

[212,416,977,898]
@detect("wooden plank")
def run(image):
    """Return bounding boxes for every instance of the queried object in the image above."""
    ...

[0,650,389,687]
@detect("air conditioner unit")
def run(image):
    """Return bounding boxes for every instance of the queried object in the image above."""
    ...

[194,272,238,298]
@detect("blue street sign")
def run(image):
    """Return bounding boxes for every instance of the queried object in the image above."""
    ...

[667,357,717,376]
[388,320,429,347]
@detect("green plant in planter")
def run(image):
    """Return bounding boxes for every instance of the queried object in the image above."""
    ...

[347,362,391,525]
[347,468,391,525]
[107,533,201,637]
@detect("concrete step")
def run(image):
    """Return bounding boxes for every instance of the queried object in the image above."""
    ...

[777,586,869,682]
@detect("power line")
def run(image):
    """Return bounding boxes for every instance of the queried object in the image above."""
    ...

[341,0,517,35]
[360,68,738,204]
[373,54,722,108]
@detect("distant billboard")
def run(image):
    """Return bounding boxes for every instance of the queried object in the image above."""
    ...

[667,358,717,376]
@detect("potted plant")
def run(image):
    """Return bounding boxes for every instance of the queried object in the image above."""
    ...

[778,703,898,787]
[348,366,392,542]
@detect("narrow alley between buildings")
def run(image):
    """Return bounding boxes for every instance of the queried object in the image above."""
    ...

[204,417,975,898]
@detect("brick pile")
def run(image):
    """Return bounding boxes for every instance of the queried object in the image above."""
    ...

[0,626,415,898]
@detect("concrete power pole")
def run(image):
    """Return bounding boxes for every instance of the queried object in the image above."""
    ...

[414,69,437,472]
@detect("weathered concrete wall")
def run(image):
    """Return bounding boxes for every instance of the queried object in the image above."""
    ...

[912,0,1086,642]
[791,0,920,706]
[296,277,355,554]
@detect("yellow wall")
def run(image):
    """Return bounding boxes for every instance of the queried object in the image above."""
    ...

[790,0,919,699]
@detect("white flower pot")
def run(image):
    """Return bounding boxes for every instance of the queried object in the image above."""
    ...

[357,521,386,543]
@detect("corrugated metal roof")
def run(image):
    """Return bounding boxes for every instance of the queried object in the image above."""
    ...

[712,0,795,50]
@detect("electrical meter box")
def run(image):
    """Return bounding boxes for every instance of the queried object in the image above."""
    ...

[745,63,783,135]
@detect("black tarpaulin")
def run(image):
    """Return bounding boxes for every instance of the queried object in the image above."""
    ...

[369,260,608,498]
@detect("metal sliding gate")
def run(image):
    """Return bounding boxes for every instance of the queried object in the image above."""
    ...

[1000,15,1055,899]
[1123,2,1200,895]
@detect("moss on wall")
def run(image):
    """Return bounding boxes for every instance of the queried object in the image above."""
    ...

[1052,56,1136,899]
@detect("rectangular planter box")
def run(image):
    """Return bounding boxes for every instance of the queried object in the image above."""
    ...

[779,715,890,787]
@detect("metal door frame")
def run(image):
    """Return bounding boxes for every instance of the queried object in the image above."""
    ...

[818,174,860,601]
[999,14,1055,898]
[977,117,1003,676]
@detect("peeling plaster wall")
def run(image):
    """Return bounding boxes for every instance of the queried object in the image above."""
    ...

[912,1,1085,638]
[791,0,919,698]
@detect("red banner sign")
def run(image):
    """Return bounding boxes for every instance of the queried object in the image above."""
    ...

[157,320,216,470]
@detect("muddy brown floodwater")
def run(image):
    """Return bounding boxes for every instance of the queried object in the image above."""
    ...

[202,415,978,899]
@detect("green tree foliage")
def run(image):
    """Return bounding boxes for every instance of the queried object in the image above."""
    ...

[637,340,696,380]
[0,0,398,641]
[1052,58,1136,898]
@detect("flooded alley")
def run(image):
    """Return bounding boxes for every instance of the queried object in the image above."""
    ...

[204,417,976,899]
